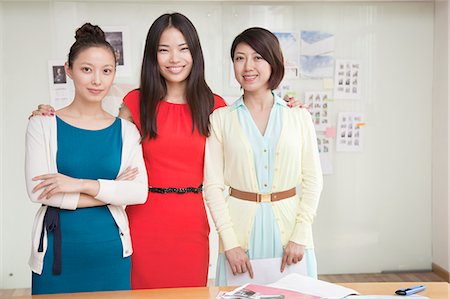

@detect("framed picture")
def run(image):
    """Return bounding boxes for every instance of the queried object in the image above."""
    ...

[103,26,131,77]
[48,60,74,109]
[52,65,67,84]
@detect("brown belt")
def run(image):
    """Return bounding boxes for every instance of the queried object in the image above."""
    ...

[229,187,296,203]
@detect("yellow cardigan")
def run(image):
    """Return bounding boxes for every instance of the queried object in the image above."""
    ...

[204,106,323,253]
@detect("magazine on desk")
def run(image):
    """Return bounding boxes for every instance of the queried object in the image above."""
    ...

[217,273,359,299]
[218,283,320,299]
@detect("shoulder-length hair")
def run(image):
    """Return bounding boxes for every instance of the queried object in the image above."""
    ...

[139,12,214,140]
[230,27,284,90]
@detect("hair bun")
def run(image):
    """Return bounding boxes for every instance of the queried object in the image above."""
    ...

[75,23,106,42]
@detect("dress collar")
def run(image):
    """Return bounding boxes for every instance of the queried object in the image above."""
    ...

[230,92,287,111]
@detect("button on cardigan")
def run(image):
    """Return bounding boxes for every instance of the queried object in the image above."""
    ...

[204,102,323,253]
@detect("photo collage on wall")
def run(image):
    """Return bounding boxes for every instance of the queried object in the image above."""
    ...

[268,30,365,173]
[305,91,331,132]
[317,136,333,175]
[334,60,361,99]
[336,112,364,152]
[299,30,335,79]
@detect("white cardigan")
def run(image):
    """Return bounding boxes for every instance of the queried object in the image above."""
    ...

[25,116,148,274]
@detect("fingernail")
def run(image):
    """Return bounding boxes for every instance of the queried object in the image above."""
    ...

[50,113,55,116]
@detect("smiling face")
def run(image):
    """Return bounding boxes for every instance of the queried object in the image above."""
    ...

[66,46,116,103]
[157,27,193,86]
[233,42,272,94]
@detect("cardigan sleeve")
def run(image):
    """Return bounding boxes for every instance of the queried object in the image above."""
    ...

[290,109,323,245]
[25,117,79,210]
[204,111,240,251]
[95,120,148,206]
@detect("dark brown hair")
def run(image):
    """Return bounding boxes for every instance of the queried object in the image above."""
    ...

[230,27,284,90]
[68,23,116,68]
[139,13,214,140]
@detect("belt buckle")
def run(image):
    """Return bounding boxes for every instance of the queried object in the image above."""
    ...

[259,194,271,203]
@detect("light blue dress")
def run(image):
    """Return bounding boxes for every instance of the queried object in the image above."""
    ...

[215,95,317,286]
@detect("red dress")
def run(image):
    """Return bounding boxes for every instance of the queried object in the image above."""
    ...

[124,90,226,289]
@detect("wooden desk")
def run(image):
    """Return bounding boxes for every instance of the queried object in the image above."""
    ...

[10,282,449,299]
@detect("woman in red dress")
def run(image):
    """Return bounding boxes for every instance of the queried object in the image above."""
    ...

[30,13,301,289]
[119,13,225,289]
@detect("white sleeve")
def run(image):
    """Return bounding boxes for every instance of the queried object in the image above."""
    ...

[95,120,148,206]
[25,117,79,210]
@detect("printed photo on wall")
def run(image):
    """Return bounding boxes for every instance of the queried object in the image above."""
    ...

[273,31,300,79]
[299,30,335,79]
[48,60,74,109]
[274,82,294,100]
[317,134,333,175]
[52,65,67,84]
[304,91,332,131]
[334,60,361,99]
[336,112,364,152]
[103,26,131,77]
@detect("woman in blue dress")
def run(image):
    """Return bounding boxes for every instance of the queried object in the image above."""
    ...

[25,23,148,294]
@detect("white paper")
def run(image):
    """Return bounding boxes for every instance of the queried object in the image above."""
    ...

[300,31,335,79]
[226,257,307,286]
[336,112,364,152]
[48,60,74,109]
[317,135,333,175]
[334,60,361,99]
[268,273,359,299]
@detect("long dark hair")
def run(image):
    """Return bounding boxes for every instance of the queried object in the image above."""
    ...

[139,13,214,140]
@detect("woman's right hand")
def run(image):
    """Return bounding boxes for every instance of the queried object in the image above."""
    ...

[225,247,254,278]
[29,104,55,119]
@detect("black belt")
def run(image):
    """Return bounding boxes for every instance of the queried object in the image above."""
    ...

[148,184,203,194]
[38,206,61,275]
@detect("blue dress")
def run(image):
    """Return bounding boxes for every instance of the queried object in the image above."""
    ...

[31,116,131,295]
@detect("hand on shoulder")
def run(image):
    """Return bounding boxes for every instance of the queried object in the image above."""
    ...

[29,104,55,119]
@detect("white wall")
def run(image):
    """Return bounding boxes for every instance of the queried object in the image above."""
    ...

[432,0,450,274]
[0,1,435,288]
[0,2,4,290]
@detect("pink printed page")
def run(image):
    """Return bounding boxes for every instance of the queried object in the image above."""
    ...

[245,284,321,299]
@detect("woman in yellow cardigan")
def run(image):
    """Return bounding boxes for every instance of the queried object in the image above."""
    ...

[204,27,323,286]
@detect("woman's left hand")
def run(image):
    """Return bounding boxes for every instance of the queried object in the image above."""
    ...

[32,173,84,199]
[280,241,305,272]
[284,95,309,110]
